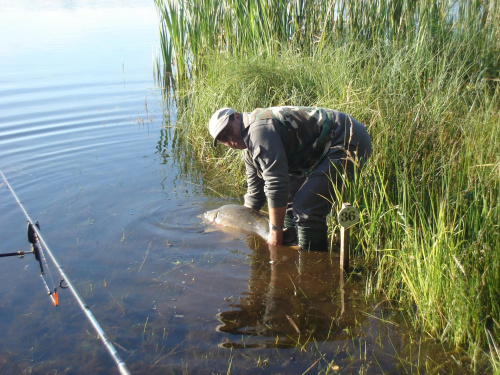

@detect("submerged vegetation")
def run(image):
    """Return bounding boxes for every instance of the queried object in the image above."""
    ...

[154,0,499,371]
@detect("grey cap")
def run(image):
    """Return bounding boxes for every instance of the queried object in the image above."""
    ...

[208,108,236,147]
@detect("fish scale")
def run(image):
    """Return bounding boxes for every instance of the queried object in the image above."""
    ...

[204,204,297,246]
[204,204,270,239]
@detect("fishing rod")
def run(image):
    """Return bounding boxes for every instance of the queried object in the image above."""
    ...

[0,170,132,375]
[0,220,61,306]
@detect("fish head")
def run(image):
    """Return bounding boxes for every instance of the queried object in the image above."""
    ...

[203,208,219,223]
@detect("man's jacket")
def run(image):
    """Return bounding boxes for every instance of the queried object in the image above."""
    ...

[241,106,369,210]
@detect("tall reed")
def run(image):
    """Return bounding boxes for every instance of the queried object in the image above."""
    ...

[155,0,500,370]
[155,0,499,87]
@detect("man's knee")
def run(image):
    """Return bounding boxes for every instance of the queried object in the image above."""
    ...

[293,190,333,225]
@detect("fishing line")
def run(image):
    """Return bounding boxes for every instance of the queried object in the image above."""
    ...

[0,170,131,375]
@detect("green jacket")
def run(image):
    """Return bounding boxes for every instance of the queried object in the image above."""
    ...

[242,106,368,209]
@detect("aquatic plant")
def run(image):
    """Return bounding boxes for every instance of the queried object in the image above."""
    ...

[155,0,499,88]
[155,0,500,370]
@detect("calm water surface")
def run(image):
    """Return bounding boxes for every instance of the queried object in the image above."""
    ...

[0,1,473,374]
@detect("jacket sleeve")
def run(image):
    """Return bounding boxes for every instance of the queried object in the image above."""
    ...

[243,150,266,210]
[247,121,290,208]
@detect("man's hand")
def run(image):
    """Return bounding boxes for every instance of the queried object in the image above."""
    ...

[267,206,286,247]
[244,204,259,213]
[268,227,283,246]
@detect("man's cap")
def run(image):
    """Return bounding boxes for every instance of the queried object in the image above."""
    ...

[208,108,236,147]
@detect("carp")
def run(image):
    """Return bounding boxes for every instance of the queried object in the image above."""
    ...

[203,204,297,245]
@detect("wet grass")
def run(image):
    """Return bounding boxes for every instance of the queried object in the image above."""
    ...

[154,0,500,371]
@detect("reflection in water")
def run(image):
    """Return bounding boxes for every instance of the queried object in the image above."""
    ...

[0,0,482,371]
[217,236,363,349]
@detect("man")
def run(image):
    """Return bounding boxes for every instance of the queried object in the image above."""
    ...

[208,106,372,251]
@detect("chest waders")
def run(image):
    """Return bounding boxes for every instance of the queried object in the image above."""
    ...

[243,112,332,251]
[297,222,329,251]
[244,107,372,252]
[285,173,330,252]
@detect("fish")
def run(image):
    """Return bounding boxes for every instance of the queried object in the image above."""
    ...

[204,204,270,239]
[203,204,297,245]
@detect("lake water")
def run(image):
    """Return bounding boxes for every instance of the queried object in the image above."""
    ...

[0,1,474,374]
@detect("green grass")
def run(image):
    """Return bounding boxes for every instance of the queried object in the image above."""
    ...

[155,0,500,371]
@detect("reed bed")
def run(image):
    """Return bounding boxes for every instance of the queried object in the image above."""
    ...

[155,0,500,370]
[155,0,498,87]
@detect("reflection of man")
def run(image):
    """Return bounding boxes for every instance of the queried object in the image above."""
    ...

[208,106,372,251]
[216,238,358,346]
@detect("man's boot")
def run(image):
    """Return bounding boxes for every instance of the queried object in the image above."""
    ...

[297,225,329,252]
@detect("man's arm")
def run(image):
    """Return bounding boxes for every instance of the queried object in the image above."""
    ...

[246,122,289,246]
[242,150,266,211]
[249,123,290,209]
[268,206,286,246]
